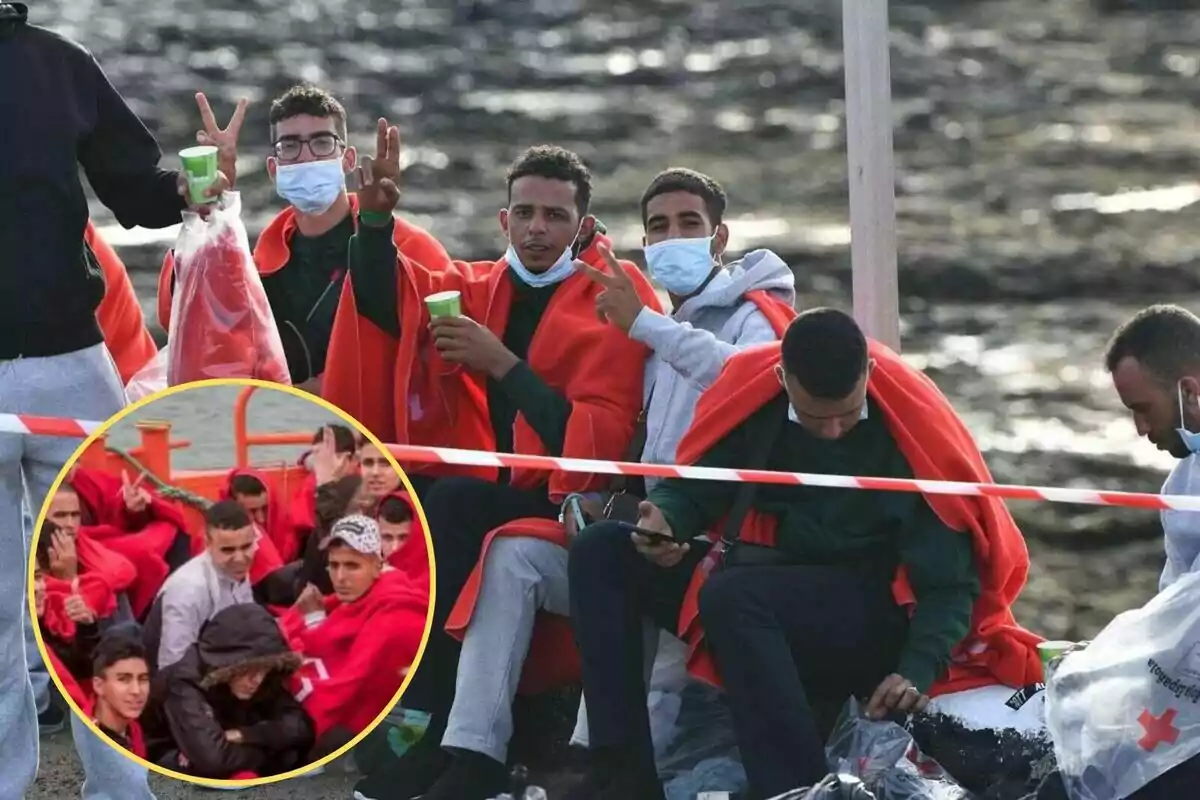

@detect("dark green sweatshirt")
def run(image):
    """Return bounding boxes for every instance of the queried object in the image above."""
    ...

[647,395,980,693]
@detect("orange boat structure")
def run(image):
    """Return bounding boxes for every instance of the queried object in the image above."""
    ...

[76,385,321,540]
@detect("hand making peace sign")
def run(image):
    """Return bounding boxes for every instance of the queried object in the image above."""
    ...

[356,117,403,217]
[574,243,647,333]
[195,91,248,187]
[122,470,151,514]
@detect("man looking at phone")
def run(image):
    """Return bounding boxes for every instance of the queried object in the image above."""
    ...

[567,308,1043,799]
[412,169,796,800]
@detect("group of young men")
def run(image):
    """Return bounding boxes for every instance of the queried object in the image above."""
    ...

[4,4,1200,799]
[33,427,429,782]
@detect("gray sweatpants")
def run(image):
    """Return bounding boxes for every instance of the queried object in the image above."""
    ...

[0,344,155,800]
[442,537,657,762]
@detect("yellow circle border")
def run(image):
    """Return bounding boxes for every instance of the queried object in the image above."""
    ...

[27,377,438,789]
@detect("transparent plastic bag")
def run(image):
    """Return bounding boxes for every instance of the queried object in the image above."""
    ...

[1044,570,1200,800]
[777,696,973,800]
[167,191,290,385]
[124,348,167,402]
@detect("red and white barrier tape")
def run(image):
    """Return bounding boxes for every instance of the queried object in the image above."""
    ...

[386,443,1200,513]
[0,413,101,438]
[2,413,1191,512]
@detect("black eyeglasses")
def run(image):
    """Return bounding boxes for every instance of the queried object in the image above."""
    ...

[272,133,344,161]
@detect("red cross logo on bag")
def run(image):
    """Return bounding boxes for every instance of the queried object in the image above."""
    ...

[1137,708,1180,751]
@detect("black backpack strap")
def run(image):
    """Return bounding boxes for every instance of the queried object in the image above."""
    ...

[719,395,788,548]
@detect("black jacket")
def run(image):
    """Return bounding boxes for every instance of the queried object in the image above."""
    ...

[142,604,314,778]
[0,3,185,358]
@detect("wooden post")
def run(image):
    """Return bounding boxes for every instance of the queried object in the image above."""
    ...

[842,0,901,351]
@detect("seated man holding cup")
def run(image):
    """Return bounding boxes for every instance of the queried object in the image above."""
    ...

[339,142,661,800]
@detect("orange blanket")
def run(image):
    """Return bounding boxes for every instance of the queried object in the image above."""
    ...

[330,233,662,500]
[445,292,795,694]
[672,340,1044,696]
[87,221,158,385]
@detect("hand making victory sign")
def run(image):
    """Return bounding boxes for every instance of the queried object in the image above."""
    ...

[356,117,403,216]
[122,470,151,514]
[574,243,646,333]
[175,92,249,213]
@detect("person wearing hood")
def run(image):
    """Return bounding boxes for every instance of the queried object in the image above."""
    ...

[156,83,453,394]
[219,468,292,576]
[377,492,431,592]
[417,169,796,800]
[280,515,427,759]
[143,603,312,778]
[1106,304,1200,590]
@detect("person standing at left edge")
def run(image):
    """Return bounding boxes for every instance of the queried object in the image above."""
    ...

[0,5,241,798]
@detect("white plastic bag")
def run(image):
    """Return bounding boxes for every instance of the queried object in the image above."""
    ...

[167,191,290,385]
[1045,570,1200,800]
[124,349,168,403]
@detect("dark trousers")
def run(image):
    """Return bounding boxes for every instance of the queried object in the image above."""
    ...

[401,477,558,732]
[699,563,908,798]
[568,520,712,773]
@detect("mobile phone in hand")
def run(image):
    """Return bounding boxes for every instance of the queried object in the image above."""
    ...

[616,521,676,546]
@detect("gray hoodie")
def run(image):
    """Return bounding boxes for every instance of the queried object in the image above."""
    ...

[1160,454,1200,591]
[629,249,796,492]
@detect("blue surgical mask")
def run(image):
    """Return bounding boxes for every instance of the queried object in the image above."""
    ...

[1176,382,1200,454]
[643,236,715,296]
[274,159,346,216]
[505,235,580,288]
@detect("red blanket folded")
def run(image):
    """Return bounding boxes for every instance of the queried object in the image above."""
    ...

[70,467,190,616]
[280,570,429,736]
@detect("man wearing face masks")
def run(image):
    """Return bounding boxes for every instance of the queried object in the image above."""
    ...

[1106,304,1200,589]
[344,143,662,800]
[566,308,1043,799]
[417,168,797,799]
[157,83,454,394]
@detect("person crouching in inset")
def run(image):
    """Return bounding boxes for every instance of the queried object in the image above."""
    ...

[143,603,313,779]
[87,635,151,759]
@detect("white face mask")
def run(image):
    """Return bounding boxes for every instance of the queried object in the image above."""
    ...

[642,236,715,295]
[505,226,583,288]
[274,159,346,216]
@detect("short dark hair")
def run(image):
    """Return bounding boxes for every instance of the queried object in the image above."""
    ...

[205,499,251,533]
[314,424,358,455]
[780,308,868,400]
[640,168,727,227]
[378,495,413,524]
[229,474,266,497]
[1104,304,1200,384]
[93,634,147,677]
[506,145,592,216]
[35,520,58,570]
[269,84,348,142]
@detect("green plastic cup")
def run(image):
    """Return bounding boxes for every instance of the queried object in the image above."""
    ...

[180,145,219,205]
[424,290,462,318]
[1039,640,1076,670]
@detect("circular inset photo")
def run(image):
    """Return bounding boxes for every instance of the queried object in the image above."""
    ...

[28,379,433,788]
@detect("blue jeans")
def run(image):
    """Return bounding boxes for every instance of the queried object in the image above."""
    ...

[0,345,155,800]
